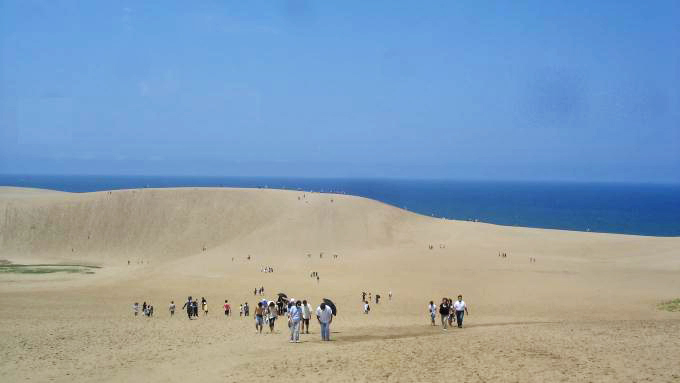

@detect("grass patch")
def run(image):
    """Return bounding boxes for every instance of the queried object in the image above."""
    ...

[658,299,680,312]
[0,263,100,275]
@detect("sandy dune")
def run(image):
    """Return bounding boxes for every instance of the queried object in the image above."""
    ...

[1,187,679,382]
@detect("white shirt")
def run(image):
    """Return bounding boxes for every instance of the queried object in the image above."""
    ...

[453,300,466,311]
[428,304,436,314]
[316,306,333,323]
[302,303,312,319]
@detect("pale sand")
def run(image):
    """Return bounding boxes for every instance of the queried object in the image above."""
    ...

[1,187,679,382]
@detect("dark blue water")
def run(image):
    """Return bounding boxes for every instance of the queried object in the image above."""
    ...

[1,175,679,237]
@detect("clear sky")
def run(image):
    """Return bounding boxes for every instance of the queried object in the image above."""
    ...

[1,1,678,182]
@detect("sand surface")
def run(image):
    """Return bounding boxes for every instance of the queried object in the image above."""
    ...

[1,187,679,382]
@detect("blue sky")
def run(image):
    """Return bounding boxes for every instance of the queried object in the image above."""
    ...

[1,1,678,182]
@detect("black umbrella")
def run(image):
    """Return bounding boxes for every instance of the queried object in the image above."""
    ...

[322,298,337,316]
[278,293,288,299]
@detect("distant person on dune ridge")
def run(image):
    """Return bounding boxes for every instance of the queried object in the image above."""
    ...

[428,301,436,325]
[169,301,175,317]
[453,295,469,328]
[439,298,450,330]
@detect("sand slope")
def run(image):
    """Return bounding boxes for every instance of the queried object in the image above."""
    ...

[1,187,679,382]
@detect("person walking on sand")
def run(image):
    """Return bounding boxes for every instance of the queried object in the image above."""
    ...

[288,300,302,343]
[428,301,437,325]
[182,297,193,319]
[192,299,199,318]
[224,300,231,316]
[363,301,370,314]
[447,298,454,328]
[239,304,243,317]
[133,302,140,317]
[439,298,450,330]
[202,297,208,316]
[453,295,469,328]
[267,302,278,333]
[301,300,312,334]
[254,302,264,333]
[389,290,392,301]
[316,302,333,341]
[169,301,176,317]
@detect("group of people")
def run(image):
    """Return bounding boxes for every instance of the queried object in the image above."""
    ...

[181,296,209,319]
[260,267,274,273]
[427,244,446,250]
[499,252,508,258]
[279,298,334,342]
[361,290,391,304]
[254,286,265,296]
[428,295,469,330]
[240,302,250,316]
[245,297,334,342]
[132,301,155,317]
[309,272,320,282]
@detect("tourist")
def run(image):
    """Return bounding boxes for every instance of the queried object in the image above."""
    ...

[428,301,437,325]
[316,302,333,341]
[133,302,139,317]
[239,304,243,317]
[183,297,193,319]
[202,297,208,316]
[364,301,370,314]
[453,295,469,328]
[224,300,231,316]
[439,298,450,330]
[288,300,302,343]
[244,302,250,316]
[169,301,175,317]
[301,300,312,334]
[447,298,454,328]
[267,302,277,333]
[192,299,199,318]
[389,290,392,300]
[254,302,264,333]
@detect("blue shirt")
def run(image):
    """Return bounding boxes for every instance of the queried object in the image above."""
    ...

[289,306,302,321]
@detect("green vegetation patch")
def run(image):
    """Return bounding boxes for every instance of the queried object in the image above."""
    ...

[0,263,100,275]
[658,299,680,312]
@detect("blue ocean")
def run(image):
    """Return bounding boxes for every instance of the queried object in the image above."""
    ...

[1,175,679,237]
